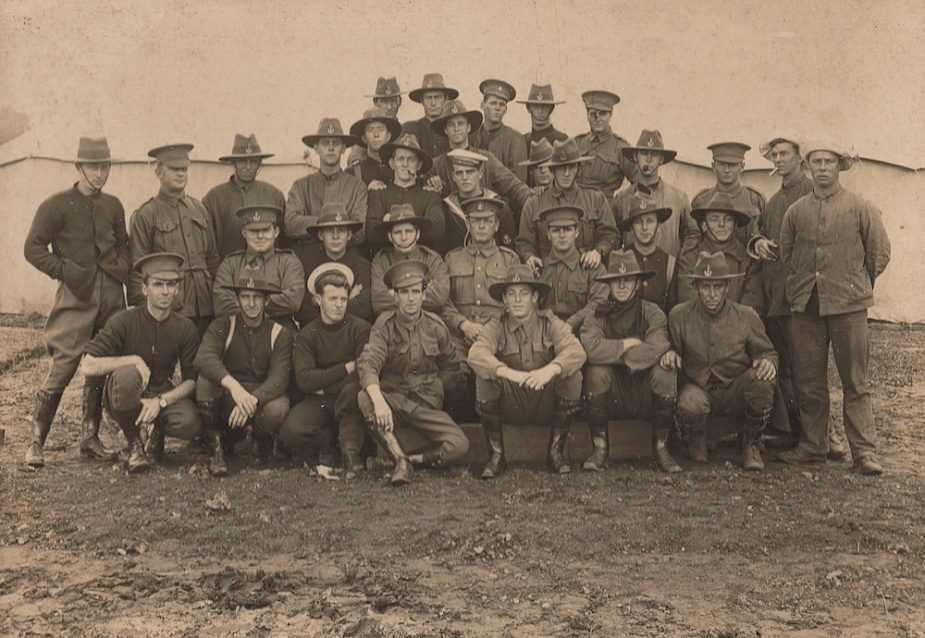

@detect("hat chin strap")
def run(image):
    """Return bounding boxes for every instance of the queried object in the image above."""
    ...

[77,164,105,194]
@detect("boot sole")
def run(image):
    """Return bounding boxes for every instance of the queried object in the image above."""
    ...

[79,449,118,461]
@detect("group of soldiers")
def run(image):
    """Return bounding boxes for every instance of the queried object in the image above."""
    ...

[23,73,892,485]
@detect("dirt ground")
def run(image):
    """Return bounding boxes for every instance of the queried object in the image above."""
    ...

[1,321,924,638]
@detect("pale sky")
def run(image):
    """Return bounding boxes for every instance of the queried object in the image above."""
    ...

[2,0,923,167]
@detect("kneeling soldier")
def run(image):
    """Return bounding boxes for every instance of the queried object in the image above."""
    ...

[661,252,778,471]
[281,264,370,478]
[194,275,292,474]
[468,264,587,478]
[357,261,468,486]
[580,250,680,473]
[79,253,201,473]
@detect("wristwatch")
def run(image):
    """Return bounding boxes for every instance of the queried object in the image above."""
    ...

[157,395,168,409]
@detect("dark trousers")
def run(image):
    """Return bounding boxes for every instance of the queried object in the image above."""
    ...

[280,383,364,455]
[678,369,774,425]
[103,365,200,440]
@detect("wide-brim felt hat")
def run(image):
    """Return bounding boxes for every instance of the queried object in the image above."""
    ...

[617,192,673,230]
[430,100,483,137]
[519,138,554,167]
[690,192,751,227]
[379,133,434,174]
[596,250,656,282]
[516,83,564,105]
[365,76,404,99]
[73,136,117,163]
[682,251,746,281]
[408,73,459,103]
[307,262,355,294]
[373,203,433,244]
[312,203,364,231]
[302,118,359,148]
[219,133,274,162]
[488,264,551,302]
[349,108,403,147]
[620,129,677,163]
[541,138,592,167]
[220,275,281,295]
[801,141,854,171]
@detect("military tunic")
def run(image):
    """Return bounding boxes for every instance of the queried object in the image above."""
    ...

[350,154,394,186]
[202,176,287,259]
[539,248,609,331]
[470,124,529,182]
[612,179,696,258]
[285,170,368,245]
[575,128,638,198]
[212,248,305,324]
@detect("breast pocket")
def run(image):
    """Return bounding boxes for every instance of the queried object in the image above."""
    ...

[448,260,475,302]
[154,218,181,252]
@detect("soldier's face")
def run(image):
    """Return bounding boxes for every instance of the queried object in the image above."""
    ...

[421,91,448,119]
[634,151,663,177]
[389,149,423,183]
[547,223,578,252]
[467,214,499,244]
[319,226,350,258]
[712,160,743,186]
[586,108,612,134]
[452,164,482,196]
[530,164,552,187]
[527,103,553,128]
[363,122,391,152]
[236,290,267,322]
[703,212,736,243]
[374,96,402,119]
[609,277,640,302]
[444,116,471,146]
[233,158,260,183]
[393,282,425,317]
[316,138,345,168]
[242,223,279,254]
[503,284,538,319]
[552,163,578,190]
[143,276,179,310]
[316,284,349,324]
[631,212,659,246]
[388,223,419,253]
[807,151,841,189]
[770,143,802,179]
[76,162,110,192]
[481,95,508,126]
[156,163,188,192]
[697,280,728,312]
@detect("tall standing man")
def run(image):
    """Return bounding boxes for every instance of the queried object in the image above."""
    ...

[777,142,890,475]
[518,83,568,148]
[402,73,459,161]
[470,79,529,182]
[23,137,130,467]
[348,108,403,187]
[203,134,286,259]
[575,90,638,198]
[129,143,220,336]
[347,76,406,169]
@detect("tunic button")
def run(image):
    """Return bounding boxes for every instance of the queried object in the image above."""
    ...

[475,300,481,305]
[476,284,481,289]
[477,266,482,271]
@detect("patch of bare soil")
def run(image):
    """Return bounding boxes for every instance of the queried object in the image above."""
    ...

[1,324,924,637]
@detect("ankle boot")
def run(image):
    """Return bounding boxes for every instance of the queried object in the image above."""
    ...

[478,401,505,479]
[742,408,770,472]
[369,421,413,486]
[145,425,166,463]
[79,379,117,461]
[24,390,62,468]
[342,451,364,479]
[677,408,708,463]
[408,446,443,467]
[124,426,151,473]
[583,396,609,472]
[252,433,274,466]
[651,396,681,473]
[198,399,229,477]
[548,399,579,474]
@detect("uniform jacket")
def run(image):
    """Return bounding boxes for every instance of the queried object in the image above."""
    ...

[580,298,670,373]
[612,179,696,258]
[401,117,450,161]
[202,177,286,259]
[212,247,305,321]
[539,248,609,331]
[524,125,569,150]
[284,170,367,245]
[628,244,678,314]
[470,123,529,182]
[575,128,638,198]
[443,242,521,331]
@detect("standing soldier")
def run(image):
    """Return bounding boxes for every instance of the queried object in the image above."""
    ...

[129,143,220,336]
[23,137,130,467]
[581,250,680,473]
[347,76,405,169]
[777,142,890,475]
[402,73,458,161]
[575,90,638,198]
[468,264,587,477]
[358,261,469,486]
[212,206,305,331]
[518,83,568,148]
[194,275,293,474]
[79,253,202,473]
[348,107,403,187]
[470,79,529,181]
[203,134,286,259]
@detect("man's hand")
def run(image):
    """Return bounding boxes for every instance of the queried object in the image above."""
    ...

[530,185,548,197]
[523,364,560,391]
[349,283,363,299]
[367,179,387,191]
[660,350,682,371]
[498,367,530,386]
[228,405,250,429]
[135,397,161,425]
[580,249,603,269]
[525,255,543,275]
[753,358,777,382]
[371,395,394,431]
[348,157,362,168]
[229,385,258,418]
[460,320,483,342]
[754,238,779,261]
[345,361,357,375]
[133,356,151,391]
[425,175,444,192]
[622,337,643,352]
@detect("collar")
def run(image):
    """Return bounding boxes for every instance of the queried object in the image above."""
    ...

[635,178,661,194]
[550,181,579,200]
[698,298,729,319]
[590,127,615,144]
[316,169,343,182]
[712,181,743,196]
[781,172,806,190]
[465,241,499,257]
[229,174,257,191]
[141,304,170,324]
[244,248,275,264]
[394,309,424,329]
[701,235,745,261]
[812,184,842,202]
[506,310,539,334]
[393,246,423,261]
[240,315,270,333]
[156,189,185,205]
[545,247,580,269]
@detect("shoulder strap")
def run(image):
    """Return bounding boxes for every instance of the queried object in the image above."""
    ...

[223,315,237,356]
[666,254,677,285]
[270,323,283,349]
